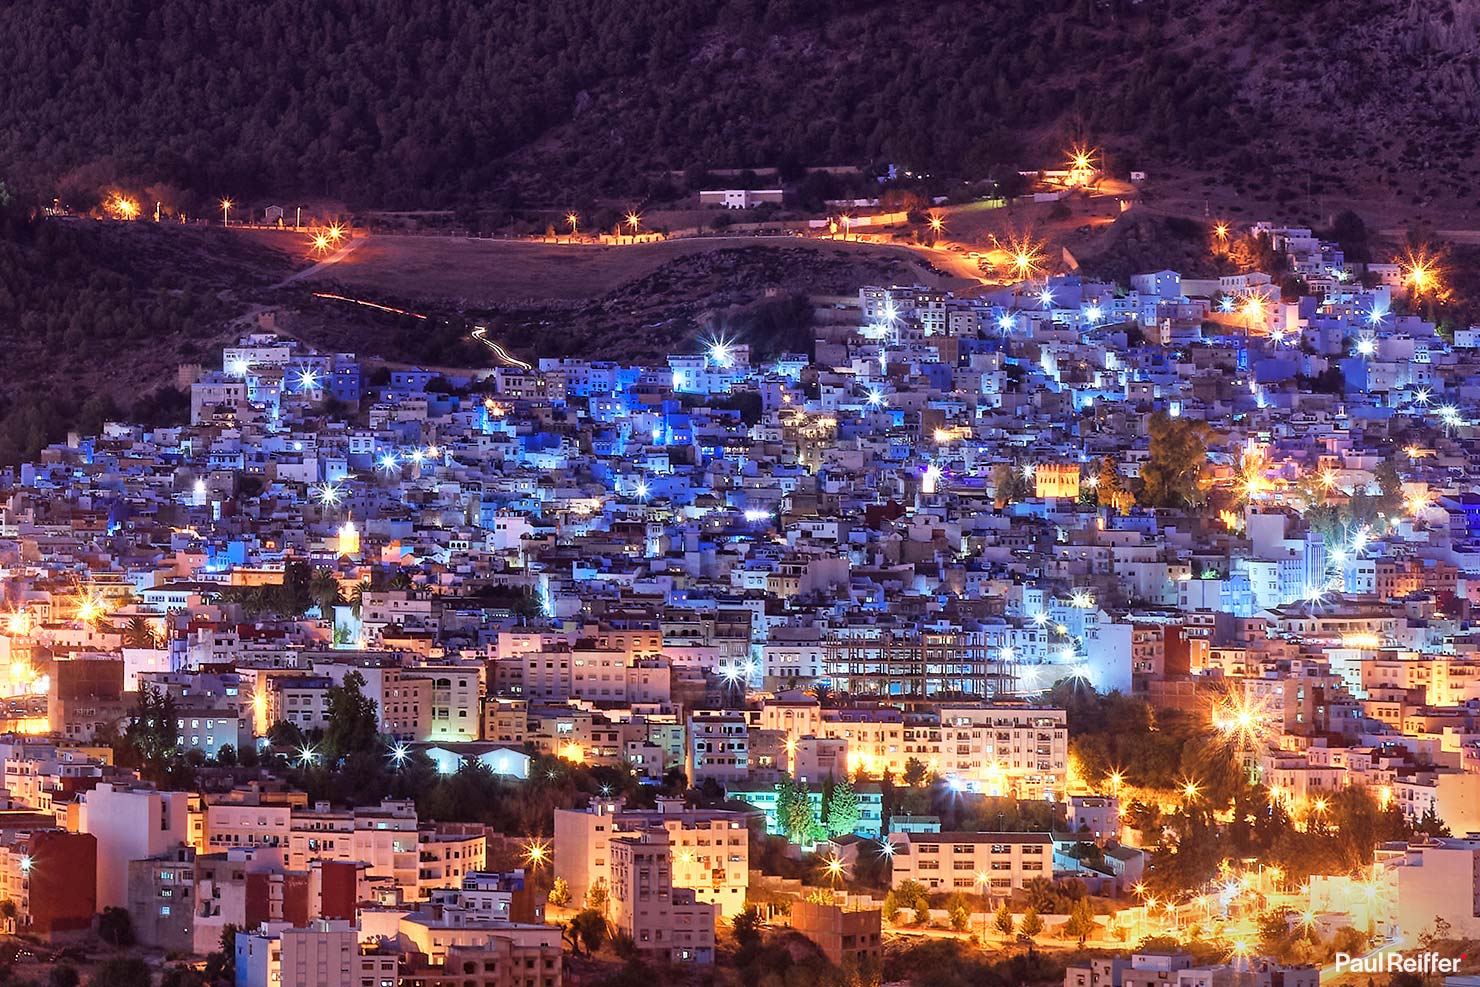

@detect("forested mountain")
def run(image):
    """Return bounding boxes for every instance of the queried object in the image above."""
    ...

[2,0,1476,210]
[0,199,290,463]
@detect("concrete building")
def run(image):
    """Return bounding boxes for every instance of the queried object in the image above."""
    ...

[687,711,749,784]
[396,914,559,969]
[887,831,1053,894]
[396,936,561,987]
[1068,795,1121,840]
[608,829,717,964]
[788,895,882,969]
[236,920,398,987]
[698,189,784,209]
[1387,837,1480,939]
[77,782,190,909]
[0,830,96,939]
[553,798,749,918]
[127,846,196,952]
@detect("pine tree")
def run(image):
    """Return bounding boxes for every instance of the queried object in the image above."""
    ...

[1096,455,1124,509]
[1064,896,1096,946]
[1018,906,1044,940]
[775,778,819,845]
[947,893,971,932]
[994,902,1015,938]
[824,779,861,836]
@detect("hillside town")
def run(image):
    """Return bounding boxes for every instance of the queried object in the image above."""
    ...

[4,219,1480,987]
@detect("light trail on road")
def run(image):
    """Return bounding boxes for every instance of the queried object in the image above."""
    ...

[310,291,428,319]
[472,325,532,370]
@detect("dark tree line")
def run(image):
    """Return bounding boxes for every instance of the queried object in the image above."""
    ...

[0,0,1246,210]
[0,200,239,465]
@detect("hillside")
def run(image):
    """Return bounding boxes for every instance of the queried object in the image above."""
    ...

[3,0,1478,214]
[290,241,943,363]
[0,212,293,463]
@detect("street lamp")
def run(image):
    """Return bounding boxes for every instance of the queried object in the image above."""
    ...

[823,853,845,888]
[220,198,233,227]
[566,212,578,234]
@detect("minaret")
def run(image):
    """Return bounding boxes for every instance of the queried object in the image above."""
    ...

[337,515,361,556]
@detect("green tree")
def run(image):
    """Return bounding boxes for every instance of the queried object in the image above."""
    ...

[122,684,181,775]
[121,615,157,649]
[823,778,861,836]
[775,777,820,844]
[882,894,901,924]
[203,923,239,984]
[1373,454,1404,518]
[323,670,379,761]
[902,757,931,787]
[993,902,1015,938]
[568,908,608,955]
[348,581,369,619]
[1018,906,1044,940]
[584,877,609,914]
[1064,896,1096,946]
[991,461,1032,508]
[909,885,931,925]
[1139,411,1208,508]
[1096,455,1126,510]
[947,893,971,932]
[884,880,930,927]
[159,966,207,987]
[1258,908,1292,955]
[309,568,342,616]
[732,905,763,949]
[280,560,316,615]
[98,905,135,947]
[547,877,572,907]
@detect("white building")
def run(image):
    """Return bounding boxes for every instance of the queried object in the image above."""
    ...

[887,831,1052,895]
[236,920,398,987]
[77,783,190,909]
[697,189,783,209]
[608,829,717,964]
[553,799,748,918]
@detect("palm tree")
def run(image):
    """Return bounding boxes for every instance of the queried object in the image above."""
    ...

[807,682,835,708]
[122,616,156,649]
[308,569,341,617]
[348,581,369,619]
